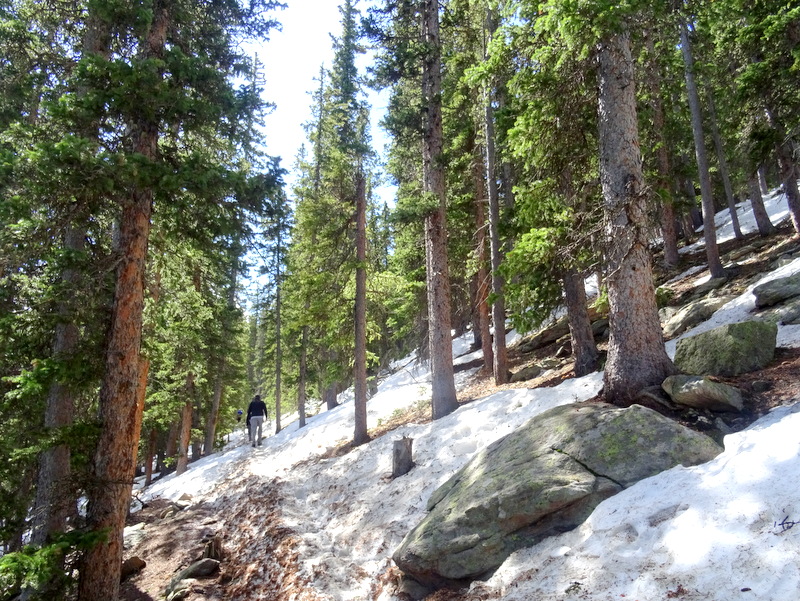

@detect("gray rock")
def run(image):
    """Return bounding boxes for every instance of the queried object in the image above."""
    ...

[752,272,800,308]
[693,276,728,297]
[393,403,721,587]
[673,321,777,377]
[123,522,146,550]
[167,558,220,596]
[510,364,542,383]
[517,318,570,353]
[751,380,772,393]
[727,245,758,262]
[757,296,800,325]
[591,318,609,339]
[662,295,735,339]
[539,357,562,370]
[662,375,743,412]
[166,580,193,601]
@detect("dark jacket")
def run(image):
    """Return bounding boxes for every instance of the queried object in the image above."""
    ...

[247,399,268,421]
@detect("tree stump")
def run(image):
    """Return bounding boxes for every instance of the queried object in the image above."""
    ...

[392,437,414,478]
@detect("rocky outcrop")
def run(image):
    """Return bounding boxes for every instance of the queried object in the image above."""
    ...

[662,375,743,412]
[661,296,735,339]
[509,364,542,383]
[393,402,721,588]
[752,272,800,309]
[673,321,777,377]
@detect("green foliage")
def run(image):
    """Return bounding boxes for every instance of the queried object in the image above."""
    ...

[0,529,108,600]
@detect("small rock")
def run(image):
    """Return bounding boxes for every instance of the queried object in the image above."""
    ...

[167,558,220,596]
[397,576,433,601]
[539,357,561,369]
[121,556,146,581]
[510,364,542,383]
[693,276,728,297]
[123,522,146,550]
[751,380,771,393]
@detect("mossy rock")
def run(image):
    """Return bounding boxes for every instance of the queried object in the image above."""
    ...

[393,402,721,588]
[673,321,777,377]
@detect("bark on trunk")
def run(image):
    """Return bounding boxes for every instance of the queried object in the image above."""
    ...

[679,19,725,277]
[144,427,157,487]
[323,382,339,411]
[203,271,234,455]
[29,227,83,549]
[78,4,166,596]
[707,87,743,239]
[472,147,493,372]
[421,0,458,419]
[353,172,369,445]
[132,358,149,472]
[204,367,224,455]
[297,325,309,428]
[596,31,676,404]
[758,165,770,195]
[29,10,110,557]
[562,269,599,377]
[764,108,800,234]
[644,34,679,268]
[747,172,775,236]
[484,11,508,385]
[176,396,193,476]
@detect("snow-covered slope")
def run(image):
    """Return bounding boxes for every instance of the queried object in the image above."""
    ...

[139,192,800,600]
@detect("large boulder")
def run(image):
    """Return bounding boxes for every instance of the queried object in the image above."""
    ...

[662,375,743,412]
[752,272,800,308]
[393,402,721,588]
[661,296,735,339]
[673,321,777,377]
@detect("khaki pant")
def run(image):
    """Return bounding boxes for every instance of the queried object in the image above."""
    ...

[249,415,265,446]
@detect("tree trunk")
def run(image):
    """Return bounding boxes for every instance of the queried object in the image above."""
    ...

[484,10,508,385]
[29,9,110,557]
[706,87,743,239]
[747,172,775,236]
[353,172,369,445]
[562,269,599,377]
[472,146,493,372]
[764,107,800,234]
[679,18,725,278]
[164,419,179,472]
[204,366,224,455]
[297,324,309,428]
[175,396,193,476]
[758,165,769,195]
[392,438,414,478]
[421,0,458,419]
[144,427,157,487]
[132,358,149,472]
[29,227,83,549]
[644,34,679,268]
[323,382,339,411]
[596,31,676,404]
[78,4,167,596]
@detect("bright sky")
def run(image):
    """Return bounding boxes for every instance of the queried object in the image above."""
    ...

[251,0,392,201]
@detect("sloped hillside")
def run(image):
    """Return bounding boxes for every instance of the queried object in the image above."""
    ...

[121,200,800,601]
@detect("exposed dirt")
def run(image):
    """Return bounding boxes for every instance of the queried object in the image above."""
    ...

[119,226,800,601]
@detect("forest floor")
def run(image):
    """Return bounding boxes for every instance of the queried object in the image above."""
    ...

[119,224,800,601]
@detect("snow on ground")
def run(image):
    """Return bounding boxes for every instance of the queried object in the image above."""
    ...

[139,192,800,600]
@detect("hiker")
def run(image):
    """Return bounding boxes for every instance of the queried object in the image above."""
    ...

[246,394,268,447]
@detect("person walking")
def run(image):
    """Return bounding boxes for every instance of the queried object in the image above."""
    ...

[246,394,268,447]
